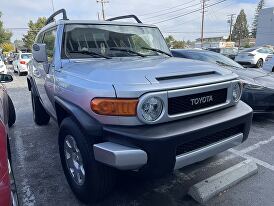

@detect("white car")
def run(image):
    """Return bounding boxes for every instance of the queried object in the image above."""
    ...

[234,47,274,68]
[0,57,7,74]
[262,55,274,72]
[13,53,32,76]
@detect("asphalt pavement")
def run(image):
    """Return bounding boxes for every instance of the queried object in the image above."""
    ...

[5,65,274,206]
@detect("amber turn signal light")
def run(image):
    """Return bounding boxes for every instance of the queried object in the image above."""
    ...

[91,98,138,116]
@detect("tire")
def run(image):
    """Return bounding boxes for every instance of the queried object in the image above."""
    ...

[31,88,50,125]
[272,67,274,72]
[59,117,116,203]
[8,95,16,127]
[256,59,263,68]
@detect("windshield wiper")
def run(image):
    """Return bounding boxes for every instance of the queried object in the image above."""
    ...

[110,47,146,57]
[69,50,111,59]
[141,47,172,57]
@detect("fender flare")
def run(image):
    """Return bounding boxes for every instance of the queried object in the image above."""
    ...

[27,76,39,97]
[54,97,103,138]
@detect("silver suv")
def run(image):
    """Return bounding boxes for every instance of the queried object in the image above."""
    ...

[27,9,253,203]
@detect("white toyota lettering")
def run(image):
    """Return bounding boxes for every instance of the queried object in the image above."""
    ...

[190,95,213,105]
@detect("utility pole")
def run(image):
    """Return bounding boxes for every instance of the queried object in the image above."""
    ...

[50,0,55,12]
[201,0,206,48]
[96,0,109,20]
[227,14,236,42]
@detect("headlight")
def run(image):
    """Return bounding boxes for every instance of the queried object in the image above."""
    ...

[232,82,242,102]
[140,97,163,122]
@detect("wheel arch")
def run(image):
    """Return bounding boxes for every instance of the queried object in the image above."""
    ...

[54,97,102,138]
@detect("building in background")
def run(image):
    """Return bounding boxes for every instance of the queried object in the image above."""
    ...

[240,37,256,48]
[195,36,235,49]
[256,7,274,46]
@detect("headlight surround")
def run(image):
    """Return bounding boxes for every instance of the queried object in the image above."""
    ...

[140,96,163,122]
[232,82,242,102]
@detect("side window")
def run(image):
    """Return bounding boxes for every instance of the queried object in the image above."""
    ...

[43,29,57,63]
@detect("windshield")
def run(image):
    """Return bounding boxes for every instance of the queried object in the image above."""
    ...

[63,24,171,58]
[21,53,32,59]
[182,51,244,69]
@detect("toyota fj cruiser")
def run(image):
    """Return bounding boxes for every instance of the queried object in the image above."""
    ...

[27,9,253,203]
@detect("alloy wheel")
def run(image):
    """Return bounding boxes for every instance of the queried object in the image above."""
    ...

[64,135,86,186]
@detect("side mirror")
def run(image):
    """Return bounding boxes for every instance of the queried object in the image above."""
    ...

[0,74,13,83]
[32,43,48,63]
[32,43,50,73]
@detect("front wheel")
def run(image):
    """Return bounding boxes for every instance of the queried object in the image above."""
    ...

[256,59,263,68]
[59,117,116,203]
[31,88,50,125]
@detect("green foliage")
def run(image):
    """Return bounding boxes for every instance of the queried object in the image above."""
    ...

[251,0,265,38]
[1,42,14,52]
[164,35,186,49]
[0,12,12,45]
[231,9,249,44]
[22,17,46,49]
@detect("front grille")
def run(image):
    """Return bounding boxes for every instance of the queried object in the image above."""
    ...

[168,88,227,115]
[176,125,243,156]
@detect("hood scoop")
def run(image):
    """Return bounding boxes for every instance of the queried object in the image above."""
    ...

[156,71,217,81]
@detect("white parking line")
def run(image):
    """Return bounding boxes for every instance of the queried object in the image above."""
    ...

[237,136,274,154]
[229,148,274,172]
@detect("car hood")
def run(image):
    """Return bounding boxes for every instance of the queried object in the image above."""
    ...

[228,67,269,79]
[64,57,235,86]
[225,67,274,89]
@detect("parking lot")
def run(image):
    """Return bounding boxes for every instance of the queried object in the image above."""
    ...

[4,65,274,206]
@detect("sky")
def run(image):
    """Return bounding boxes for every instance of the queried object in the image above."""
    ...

[1,0,274,42]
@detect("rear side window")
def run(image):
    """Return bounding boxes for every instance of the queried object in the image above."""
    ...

[258,48,267,53]
[43,29,57,62]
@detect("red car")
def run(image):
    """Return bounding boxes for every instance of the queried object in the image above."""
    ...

[0,73,18,206]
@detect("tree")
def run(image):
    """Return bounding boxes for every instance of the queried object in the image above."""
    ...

[14,39,25,50]
[172,40,186,49]
[251,0,265,38]
[1,42,14,52]
[164,35,186,49]
[165,35,175,48]
[0,12,12,45]
[231,9,249,46]
[22,17,46,49]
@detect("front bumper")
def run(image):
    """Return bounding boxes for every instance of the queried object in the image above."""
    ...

[242,88,274,112]
[94,101,253,176]
[18,65,28,72]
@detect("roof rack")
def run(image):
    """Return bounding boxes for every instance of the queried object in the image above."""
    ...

[106,15,142,24]
[45,9,68,25]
